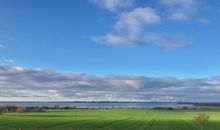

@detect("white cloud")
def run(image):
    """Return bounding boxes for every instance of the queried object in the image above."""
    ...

[115,7,161,34]
[92,34,139,46]
[90,0,200,49]
[93,33,186,49]
[159,0,198,21]
[92,7,184,48]
[90,0,133,12]
[144,33,186,50]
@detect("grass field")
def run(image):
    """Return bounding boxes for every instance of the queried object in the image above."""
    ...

[0,108,220,130]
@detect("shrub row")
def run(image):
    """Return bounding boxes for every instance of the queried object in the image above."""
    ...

[0,106,44,113]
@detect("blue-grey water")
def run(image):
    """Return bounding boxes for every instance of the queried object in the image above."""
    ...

[0,102,193,108]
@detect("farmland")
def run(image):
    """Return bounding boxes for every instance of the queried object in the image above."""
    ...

[0,108,220,130]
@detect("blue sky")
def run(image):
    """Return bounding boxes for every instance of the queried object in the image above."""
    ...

[0,0,220,101]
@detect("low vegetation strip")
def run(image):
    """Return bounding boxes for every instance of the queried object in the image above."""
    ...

[0,108,220,130]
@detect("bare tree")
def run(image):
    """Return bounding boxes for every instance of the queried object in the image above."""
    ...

[16,107,27,113]
[194,113,210,130]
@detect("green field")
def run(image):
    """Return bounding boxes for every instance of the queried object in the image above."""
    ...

[0,108,220,130]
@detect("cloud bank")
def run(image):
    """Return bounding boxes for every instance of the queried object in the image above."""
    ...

[0,66,219,102]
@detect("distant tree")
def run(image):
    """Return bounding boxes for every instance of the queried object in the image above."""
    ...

[194,113,210,130]
[0,107,8,113]
[16,107,27,113]
[32,107,44,112]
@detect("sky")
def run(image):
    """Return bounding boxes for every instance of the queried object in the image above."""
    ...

[0,0,220,102]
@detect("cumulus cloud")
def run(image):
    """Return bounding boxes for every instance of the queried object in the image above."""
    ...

[92,7,178,48]
[159,0,198,21]
[90,0,203,48]
[114,7,161,34]
[0,65,220,102]
[89,0,133,12]
[92,6,186,49]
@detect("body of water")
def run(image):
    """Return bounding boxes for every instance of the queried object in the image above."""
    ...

[0,102,193,108]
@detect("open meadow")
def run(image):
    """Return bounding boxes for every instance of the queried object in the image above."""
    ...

[0,108,220,130]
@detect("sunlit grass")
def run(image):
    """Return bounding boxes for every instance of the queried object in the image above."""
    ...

[0,108,220,130]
